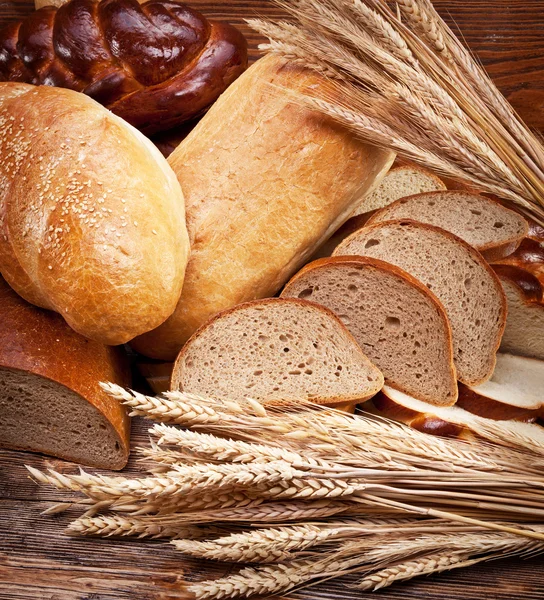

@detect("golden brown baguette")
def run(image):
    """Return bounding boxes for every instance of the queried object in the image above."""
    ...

[131,55,395,360]
[0,276,130,469]
[0,83,189,345]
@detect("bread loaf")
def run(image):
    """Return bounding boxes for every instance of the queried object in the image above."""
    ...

[0,83,190,345]
[493,265,544,360]
[171,298,384,406]
[281,256,457,406]
[370,386,544,452]
[131,55,395,360]
[334,220,507,385]
[493,238,544,287]
[367,191,528,261]
[0,276,130,469]
[457,353,543,421]
[0,0,248,134]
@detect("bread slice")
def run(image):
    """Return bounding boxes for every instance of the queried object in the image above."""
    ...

[0,276,130,469]
[352,165,446,216]
[492,265,544,360]
[370,386,544,454]
[367,191,528,261]
[458,353,543,421]
[334,220,507,385]
[281,257,457,406]
[171,298,384,406]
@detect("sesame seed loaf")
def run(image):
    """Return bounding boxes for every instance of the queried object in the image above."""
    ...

[281,256,457,406]
[0,83,190,345]
[171,298,384,406]
[334,220,507,386]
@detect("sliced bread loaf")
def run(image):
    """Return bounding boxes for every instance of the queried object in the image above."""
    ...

[352,165,446,216]
[366,191,528,261]
[492,265,544,360]
[281,257,457,406]
[334,220,507,385]
[0,276,130,469]
[370,385,544,454]
[171,298,384,406]
[458,353,543,421]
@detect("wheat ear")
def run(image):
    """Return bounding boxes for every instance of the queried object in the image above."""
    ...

[66,514,215,540]
[355,552,479,590]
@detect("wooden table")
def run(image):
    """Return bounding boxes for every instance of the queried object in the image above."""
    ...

[1,1,544,598]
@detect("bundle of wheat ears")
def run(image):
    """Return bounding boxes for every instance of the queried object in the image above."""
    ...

[29,384,544,598]
[249,0,544,225]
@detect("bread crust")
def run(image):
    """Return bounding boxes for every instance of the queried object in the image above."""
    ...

[457,383,540,421]
[0,276,130,469]
[365,191,529,262]
[282,255,458,404]
[0,83,190,345]
[0,0,248,135]
[493,238,544,289]
[131,54,395,360]
[334,219,508,386]
[492,264,543,304]
[171,296,384,406]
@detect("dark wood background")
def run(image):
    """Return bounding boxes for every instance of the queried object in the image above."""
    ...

[1,1,544,599]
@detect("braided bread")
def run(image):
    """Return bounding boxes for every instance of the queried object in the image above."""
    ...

[0,0,247,134]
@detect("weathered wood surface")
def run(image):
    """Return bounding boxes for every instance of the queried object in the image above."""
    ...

[1,0,544,598]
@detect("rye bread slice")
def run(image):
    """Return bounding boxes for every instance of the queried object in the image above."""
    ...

[334,220,507,386]
[171,298,383,406]
[281,257,457,406]
[492,265,544,360]
[353,165,446,216]
[367,191,528,261]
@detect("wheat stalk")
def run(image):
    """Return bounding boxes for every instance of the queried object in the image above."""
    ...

[104,386,537,475]
[355,552,480,590]
[190,530,544,599]
[249,0,544,222]
[66,514,216,540]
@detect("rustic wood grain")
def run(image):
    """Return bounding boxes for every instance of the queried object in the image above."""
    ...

[1,0,544,598]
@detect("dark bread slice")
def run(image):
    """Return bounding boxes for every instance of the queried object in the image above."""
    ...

[367,191,528,261]
[0,277,130,469]
[171,298,384,406]
[492,265,544,360]
[334,220,507,386]
[281,256,457,406]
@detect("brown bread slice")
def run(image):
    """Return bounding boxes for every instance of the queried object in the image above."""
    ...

[171,298,384,406]
[492,265,544,360]
[0,276,130,469]
[367,191,528,261]
[334,220,507,386]
[352,165,446,216]
[281,257,457,406]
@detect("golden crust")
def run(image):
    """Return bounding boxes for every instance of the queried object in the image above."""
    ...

[0,83,190,345]
[132,55,395,360]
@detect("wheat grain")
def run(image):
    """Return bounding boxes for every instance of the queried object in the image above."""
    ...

[355,552,477,590]
[66,514,213,540]
[249,0,544,222]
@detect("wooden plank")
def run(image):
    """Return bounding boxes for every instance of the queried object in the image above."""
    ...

[0,0,543,597]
